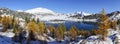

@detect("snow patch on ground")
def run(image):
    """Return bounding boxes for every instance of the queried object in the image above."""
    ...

[0,31,15,37]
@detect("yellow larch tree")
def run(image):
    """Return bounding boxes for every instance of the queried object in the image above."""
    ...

[69,26,78,40]
[38,22,45,35]
[98,9,110,40]
[26,21,39,35]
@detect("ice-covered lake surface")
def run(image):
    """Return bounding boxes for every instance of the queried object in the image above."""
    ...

[45,21,98,31]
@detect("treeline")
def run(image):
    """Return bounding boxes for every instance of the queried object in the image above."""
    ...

[24,16,91,42]
[0,15,19,32]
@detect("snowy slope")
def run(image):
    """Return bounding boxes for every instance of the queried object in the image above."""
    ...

[25,7,55,15]
[109,11,120,20]
[112,13,120,20]
[35,15,68,21]
[17,10,24,12]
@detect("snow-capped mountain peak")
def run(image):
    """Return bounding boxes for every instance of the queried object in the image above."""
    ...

[25,7,55,15]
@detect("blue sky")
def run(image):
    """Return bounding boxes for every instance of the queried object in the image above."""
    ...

[0,0,120,13]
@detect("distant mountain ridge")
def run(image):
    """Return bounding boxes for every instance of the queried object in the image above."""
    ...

[0,7,120,21]
[0,8,33,19]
